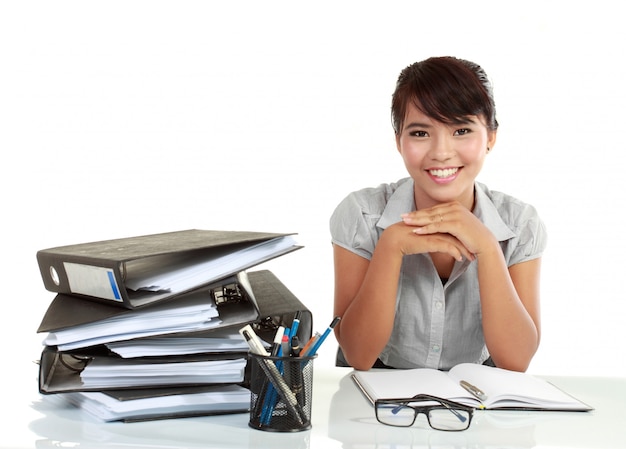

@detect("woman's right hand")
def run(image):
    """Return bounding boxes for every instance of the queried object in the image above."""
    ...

[383,220,475,262]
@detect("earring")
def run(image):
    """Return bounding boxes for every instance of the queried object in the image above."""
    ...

[487,147,491,153]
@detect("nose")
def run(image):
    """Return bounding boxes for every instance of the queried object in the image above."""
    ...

[429,135,454,161]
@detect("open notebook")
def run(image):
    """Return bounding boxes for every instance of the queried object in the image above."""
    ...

[352,363,592,411]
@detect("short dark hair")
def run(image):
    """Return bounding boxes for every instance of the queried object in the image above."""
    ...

[391,56,498,135]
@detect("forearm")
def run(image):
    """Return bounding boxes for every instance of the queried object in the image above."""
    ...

[335,232,403,370]
[476,245,540,371]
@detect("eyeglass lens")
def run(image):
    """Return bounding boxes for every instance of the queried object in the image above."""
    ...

[428,408,471,431]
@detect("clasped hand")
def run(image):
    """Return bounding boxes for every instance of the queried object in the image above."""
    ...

[390,201,495,262]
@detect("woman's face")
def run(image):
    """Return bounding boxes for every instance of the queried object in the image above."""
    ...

[396,102,497,210]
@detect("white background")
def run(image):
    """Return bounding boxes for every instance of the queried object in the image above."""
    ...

[1,0,624,398]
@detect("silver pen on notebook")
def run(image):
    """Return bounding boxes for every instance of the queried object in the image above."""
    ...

[460,380,487,401]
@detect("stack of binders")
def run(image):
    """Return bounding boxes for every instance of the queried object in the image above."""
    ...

[34,229,312,422]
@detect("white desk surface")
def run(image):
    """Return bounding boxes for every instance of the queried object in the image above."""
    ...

[7,365,626,449]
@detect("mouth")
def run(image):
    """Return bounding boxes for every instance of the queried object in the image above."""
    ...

[428,167,460,179]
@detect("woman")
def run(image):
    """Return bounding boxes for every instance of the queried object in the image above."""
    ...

[330,56,546,372]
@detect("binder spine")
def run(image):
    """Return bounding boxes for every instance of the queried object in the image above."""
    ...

[64,262,123,302]
[37,251,127,304]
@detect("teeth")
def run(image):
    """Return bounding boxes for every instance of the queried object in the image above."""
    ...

[429,168,458,178]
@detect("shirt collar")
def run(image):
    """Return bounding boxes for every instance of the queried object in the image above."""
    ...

[376,179,516,243]
[376,178,415,230]
[473,182,516,242]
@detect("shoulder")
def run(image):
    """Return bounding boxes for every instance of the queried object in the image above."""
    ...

[334,178,411,217]
[329,178,411,257]
[476,182,542,224]
[476,182,547,260]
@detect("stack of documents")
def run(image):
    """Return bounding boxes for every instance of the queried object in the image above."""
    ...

[47,385,251,422]
[105,330,251,358]
[43,292,222,351]
[34,229,311,422]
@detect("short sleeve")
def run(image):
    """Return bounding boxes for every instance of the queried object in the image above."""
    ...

[329,192,382,261]
[503,204,548,266]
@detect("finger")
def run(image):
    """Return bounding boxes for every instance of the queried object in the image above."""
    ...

[409,233,474,262]
[438,240,474,262]
[435,242,473,262]
[411,222,445,235]
[411,225,476,258]
[410,207,466,234]
[402,206,454,227]
[402,216,443,230]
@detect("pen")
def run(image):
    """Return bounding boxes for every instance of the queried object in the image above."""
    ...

[290,311,301,339]
[282,326,292,350]
[290,335,302,357]
[240,324,270,421]
[270,326,285,356]
[300,332,320,357]
[280,334,290,358]
[460,380,487,402]
[281,334,293,393]
[261,333,291,424]
[289,334,305,404]
[239,324,269,356]
[302,316,341,356]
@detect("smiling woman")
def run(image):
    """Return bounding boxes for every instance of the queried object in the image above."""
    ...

[330,56,547,373]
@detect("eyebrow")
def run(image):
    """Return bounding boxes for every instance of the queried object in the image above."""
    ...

[405,116,478,131]
[404,122,433,130]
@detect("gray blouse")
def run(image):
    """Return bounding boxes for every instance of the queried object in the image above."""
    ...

[329,178,547,369]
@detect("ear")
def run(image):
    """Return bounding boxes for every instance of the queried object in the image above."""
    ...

[395,134,402,154]
[487,131,497,153]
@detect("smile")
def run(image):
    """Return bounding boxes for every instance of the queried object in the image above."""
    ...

[428,168,459,178]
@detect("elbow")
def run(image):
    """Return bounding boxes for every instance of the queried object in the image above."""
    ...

[495,358,531,373]
[491,345,539,373]
[351,359,376,371]
[488,327,540,373]
[335,322,392,370]
[339,346,379,371]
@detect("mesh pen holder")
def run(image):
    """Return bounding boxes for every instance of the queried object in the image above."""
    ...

[248,352,316,432]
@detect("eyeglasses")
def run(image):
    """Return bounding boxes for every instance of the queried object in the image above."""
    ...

[375,394,473,431]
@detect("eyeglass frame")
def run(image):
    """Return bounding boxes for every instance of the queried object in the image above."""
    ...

[374,393,474,431]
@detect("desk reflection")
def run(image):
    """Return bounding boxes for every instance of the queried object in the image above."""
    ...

[29,395,311,449]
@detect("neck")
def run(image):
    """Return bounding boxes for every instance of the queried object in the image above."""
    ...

[413,185,476,211]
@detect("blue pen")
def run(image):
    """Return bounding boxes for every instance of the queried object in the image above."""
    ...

[290,311,301,340]
[283,326,292,345]
[261,326,290,424]
[302,317,340,356]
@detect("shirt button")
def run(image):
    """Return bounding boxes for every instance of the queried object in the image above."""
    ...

[435,301,443,310]
[432,345,441,353]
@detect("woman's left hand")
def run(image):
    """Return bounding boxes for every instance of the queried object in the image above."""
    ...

[401,201,497,257]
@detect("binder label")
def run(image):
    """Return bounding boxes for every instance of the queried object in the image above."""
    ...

[64,262,123,302]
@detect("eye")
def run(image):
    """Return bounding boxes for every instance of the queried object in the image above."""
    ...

[454,128,471,136]
[410,130,428,138]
